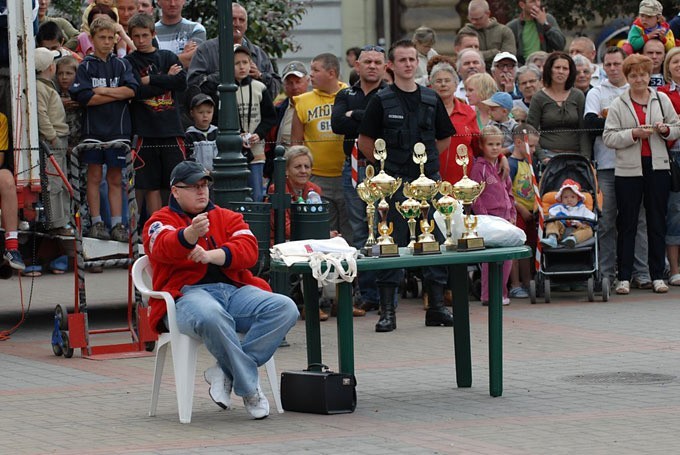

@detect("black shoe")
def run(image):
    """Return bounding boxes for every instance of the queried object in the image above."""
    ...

[359,300,379,312]
[425,307,454,327]
[375,314,396,332]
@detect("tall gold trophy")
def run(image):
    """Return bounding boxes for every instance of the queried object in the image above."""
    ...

[451,144,486,251]
[368,139,401,257]
[402,143,441,255]
[356,165,381,255]
[432,181,459,251]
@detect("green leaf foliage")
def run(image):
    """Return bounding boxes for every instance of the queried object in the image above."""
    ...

[184,0,310,59]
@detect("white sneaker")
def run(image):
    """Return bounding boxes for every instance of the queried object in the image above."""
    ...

[204,365,232,410]
[243,386,269,419]
[652,280,669,293]
[502,297,511,306]
[615,280,630,295]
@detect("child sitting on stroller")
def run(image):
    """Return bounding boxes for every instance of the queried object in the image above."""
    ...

[540,179,595,248]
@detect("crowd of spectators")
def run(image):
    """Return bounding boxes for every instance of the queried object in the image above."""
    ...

[2,0,680,302]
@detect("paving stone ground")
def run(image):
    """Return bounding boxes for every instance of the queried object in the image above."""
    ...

[1,269,679,454]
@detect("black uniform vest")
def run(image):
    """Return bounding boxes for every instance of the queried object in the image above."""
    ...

[377,86,439,179]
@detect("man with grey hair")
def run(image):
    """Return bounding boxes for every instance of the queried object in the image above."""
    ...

[569,36,605,86]
[454,48,485,100]
[458,0,516,70]
[188,2,281,102]
[513,64,542,112]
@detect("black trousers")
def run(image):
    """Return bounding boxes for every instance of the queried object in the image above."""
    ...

[615,157,671,281]
[375,183,448,288]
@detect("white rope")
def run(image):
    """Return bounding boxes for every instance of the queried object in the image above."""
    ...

[308,251,357,284]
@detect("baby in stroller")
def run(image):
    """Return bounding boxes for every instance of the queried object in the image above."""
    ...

[540,179,596,249]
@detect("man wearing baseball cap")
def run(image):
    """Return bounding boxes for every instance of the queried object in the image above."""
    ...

[262,61,310,178]
[143,160,299,420]
[491,51,521,99]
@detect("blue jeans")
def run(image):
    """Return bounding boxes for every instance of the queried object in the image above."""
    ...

[175,283,298,397]
[248,162,264,202]
[342,160,379,304]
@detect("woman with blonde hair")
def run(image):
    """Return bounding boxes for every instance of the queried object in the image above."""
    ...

[464,72,498,129]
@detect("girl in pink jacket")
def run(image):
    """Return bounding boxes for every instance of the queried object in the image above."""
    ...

[471,125,517,305]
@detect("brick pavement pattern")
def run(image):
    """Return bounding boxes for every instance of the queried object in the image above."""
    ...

[1,270,679,454]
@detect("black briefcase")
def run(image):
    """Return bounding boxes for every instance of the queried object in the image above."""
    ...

[280,364,357,414]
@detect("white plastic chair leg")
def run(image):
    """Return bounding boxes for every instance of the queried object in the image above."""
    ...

[171,334,201,424]
[148,337,169,417]
[264,356,283,413]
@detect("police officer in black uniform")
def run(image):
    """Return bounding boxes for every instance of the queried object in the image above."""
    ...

[358,39,455,332]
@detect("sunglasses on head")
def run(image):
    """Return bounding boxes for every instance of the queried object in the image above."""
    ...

[361,45,385,54]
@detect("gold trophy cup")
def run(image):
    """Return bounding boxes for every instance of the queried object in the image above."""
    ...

[451,144,485,251]
[432,181,459,251]
[356,165,381,255]
[368,139,402,257]
[402,143,441,255]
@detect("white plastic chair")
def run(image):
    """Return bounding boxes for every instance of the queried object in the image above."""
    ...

[131,255,283,424]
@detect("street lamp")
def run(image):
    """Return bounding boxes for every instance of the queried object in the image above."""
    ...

[212,0,251,204]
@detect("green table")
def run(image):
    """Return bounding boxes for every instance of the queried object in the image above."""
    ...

[271,245,532,397]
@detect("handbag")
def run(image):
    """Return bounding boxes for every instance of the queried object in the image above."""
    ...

[280,364,357,414]
[669,152,680,192]
[656,97,680,192]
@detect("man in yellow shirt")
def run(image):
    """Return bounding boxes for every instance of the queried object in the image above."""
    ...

[291,53,351,241]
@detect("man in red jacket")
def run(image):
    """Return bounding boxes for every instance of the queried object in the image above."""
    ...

[143,161,299,420]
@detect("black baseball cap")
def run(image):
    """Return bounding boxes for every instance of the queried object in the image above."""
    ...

[170,161,213,186]
[190,93,215,109]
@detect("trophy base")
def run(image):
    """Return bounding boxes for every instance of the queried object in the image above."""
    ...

[413,241,441,255]
[444,243,457,252]
[361,246,375,257]
[458,237,485,252]
[372,243,400,258]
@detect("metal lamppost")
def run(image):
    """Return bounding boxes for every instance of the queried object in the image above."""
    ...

[212,0,251,204]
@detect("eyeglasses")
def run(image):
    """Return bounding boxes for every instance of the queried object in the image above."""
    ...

[361,45,385,54]
[519,78,539,86]
[174,182,213,191]
[496,63,516,70]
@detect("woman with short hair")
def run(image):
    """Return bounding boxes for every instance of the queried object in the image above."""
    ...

[603,53,680,294]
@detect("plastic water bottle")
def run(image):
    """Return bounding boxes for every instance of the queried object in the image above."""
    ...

[305,190,321,204]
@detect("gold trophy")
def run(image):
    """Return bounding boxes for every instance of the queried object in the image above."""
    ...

[356,165,381,255]
[451,144,485,251]
[432,181,459,251]
[402,143,441,255]
[369,139,401,257]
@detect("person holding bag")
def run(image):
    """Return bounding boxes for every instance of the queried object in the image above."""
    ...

[603,53,680,295]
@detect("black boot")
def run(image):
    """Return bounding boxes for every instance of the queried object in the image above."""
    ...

[425,282,454,327]
[375,286,396,332]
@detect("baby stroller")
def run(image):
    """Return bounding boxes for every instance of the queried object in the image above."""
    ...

[529,153,608,303]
